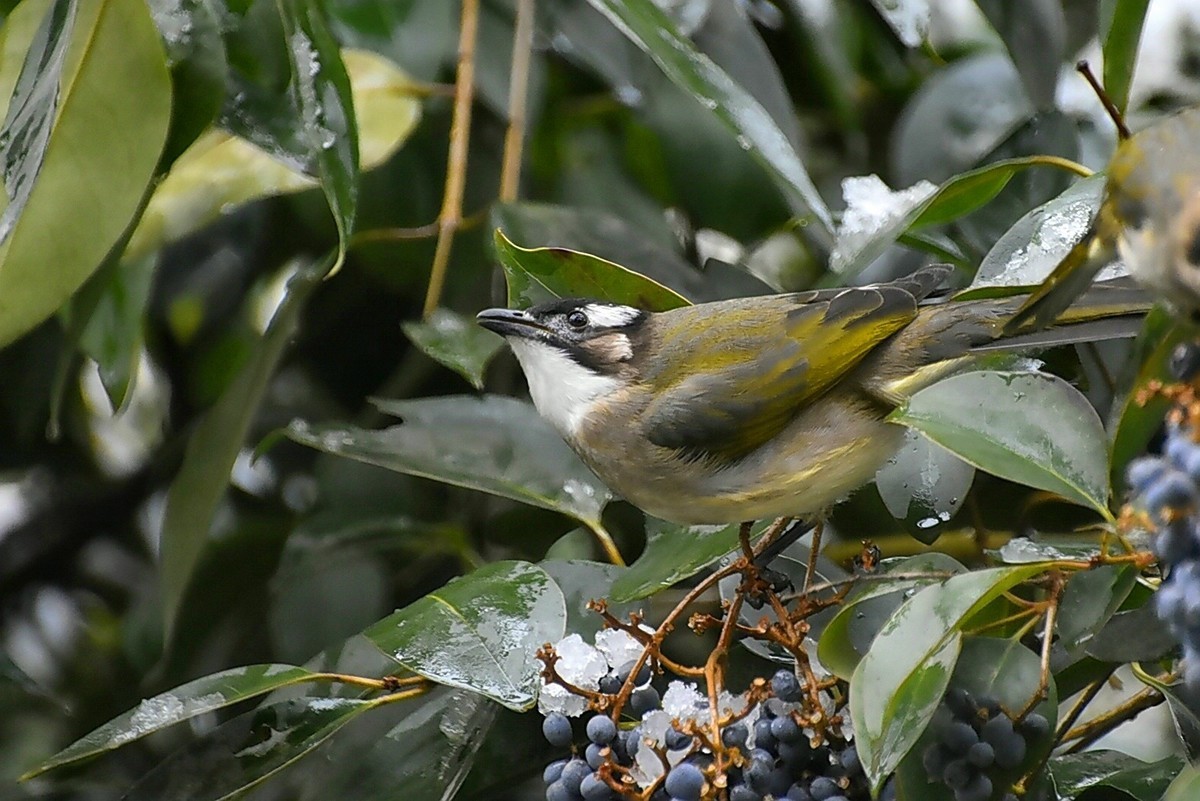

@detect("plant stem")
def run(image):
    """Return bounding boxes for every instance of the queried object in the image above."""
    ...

[499,0,534,202]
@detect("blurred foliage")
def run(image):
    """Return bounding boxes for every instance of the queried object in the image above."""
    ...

[1,0,1199,799]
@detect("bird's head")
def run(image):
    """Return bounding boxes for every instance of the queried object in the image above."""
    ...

[477,299,649,435]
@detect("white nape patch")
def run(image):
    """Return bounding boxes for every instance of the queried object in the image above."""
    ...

[507,338,619,437]
[583,303,641,328]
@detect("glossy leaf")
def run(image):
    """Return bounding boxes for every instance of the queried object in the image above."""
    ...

[1056,565,1137,656]
[610,518,768,602]
[23,664,316,779]
[865,0,929,47]
[122,696,379,801]
[0,0,171,348]
[583,0,834,246]
[976,0,1066,111]
[161,261,326,641]
[126,49,417,262]
[1102,0,1151,116]
[873,428,975,543]
[1086,602,1178,663]
[849,564,1046,791]
[402,308,504,390]
[818,552,966,679]
[892,371,1112,517]
[288,395,612,528]
[363,561,565,710]
[148,0,228,162]
[1165,764,1200,801]
[1136,669,1200,758]
[1049,751,1186,801]
[493,229,689,311]
[541,560,631,641]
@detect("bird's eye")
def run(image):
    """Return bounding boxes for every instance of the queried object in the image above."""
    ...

[566,310,588,328]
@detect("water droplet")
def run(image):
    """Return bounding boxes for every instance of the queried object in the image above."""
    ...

[735,134,752,150]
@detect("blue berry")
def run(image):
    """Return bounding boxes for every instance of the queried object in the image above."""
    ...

[618,662,652,687]
[940,721,979,754]
[543,713,573,748]
[770,669,802,701]
[587,715,617,745]
[1155,517,1200,564]
[753,717,776,749]
[942,759,972,790]
[599,675,621,694]
[808,776,839,800]
[721,722,749,749]
[544,759,567,784]
[586,742,606,769]
[730,786,761,801]
[665,726,693,751]
[778,739,811,767]
[1143,470,1198,518]
[630,686,661,716]
[1018,712,1050,742]
[956,771,992,801]
[560,759,591,794]
[1128,457,1169,493]
[546,780,573,801]
[581,772,611,801]
[992,732,1027,769]
[770,714,802,743]
[786,783,812,801]
[980,713,1014,748]
[744,751,773,790]
[665,762,704,800]
[966,741,994,768]
[945,688,977,720]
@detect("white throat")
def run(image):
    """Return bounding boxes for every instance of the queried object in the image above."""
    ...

[507,338,619,437]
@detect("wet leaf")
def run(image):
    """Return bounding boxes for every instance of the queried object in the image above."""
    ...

[1135,670,1200,758]
[148,0,228,162]
[363,561,565,710]
[583,0,834,246]
[1056,565,1137,655]
[610,518,768,602]
[126,49,418,262]
[866,0,929,47]
[0,0,171,348]
[1165,764,1200,800]
[1049,751,1186,801]
[850,564,1047,791]
[1102,0,1151,116]
[541,560,632,641]
[23,664,316,779]
[977,0,1066,111]
[493,229,689,311]
[122,696,380,801]
[1086,602,1178,663]
[818,553,966,679]
[161,261,326,641]
[873,428,975,544]
[891,371,1112,517]
[288,395,612,528]
[402,308,504,390]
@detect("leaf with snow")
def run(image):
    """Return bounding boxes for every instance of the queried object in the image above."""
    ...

[867,0,930,48]
[829,174,937,275]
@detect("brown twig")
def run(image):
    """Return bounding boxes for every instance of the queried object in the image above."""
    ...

[422,0,479,319]
[499,0,534,201]
[1076,60,1132,140]
[1062,684,1166,752]
[1054,666,1118,744]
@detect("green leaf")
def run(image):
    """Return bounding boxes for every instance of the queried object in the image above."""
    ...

[276,0,358,271]
[363,561,565,710]
[976,0,1065,111]
[818,553,966,679]
[493,229,689,311]
[161,260,326,642]
[1166,764,1200,801]
[891,371,1113,517]
[609,518,768,602]
[541,559,632,641]
[402,308,504,390]
[288,395,612,529]
[1049,751,1186,801]
[122,696,380,801]
[148,0,228,163]
[0,0,171,348]
[1135,669,1200,757]
[1056,565,1137,656]
[873,428,975,543]
[849,564,1047,791]
[1102,0,1151,116]
[583,0,834,247]
[1086,602,1178,663]
[22,664,316,779]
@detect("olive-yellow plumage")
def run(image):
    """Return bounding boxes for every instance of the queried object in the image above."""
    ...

[479,265,1146,525]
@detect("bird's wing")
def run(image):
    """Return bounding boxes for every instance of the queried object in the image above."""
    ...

[642,266,949,464]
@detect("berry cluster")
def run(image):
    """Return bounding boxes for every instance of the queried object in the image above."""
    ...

[920,688,1048,801]
[541,667,891,801]
[1126,340,1200,688]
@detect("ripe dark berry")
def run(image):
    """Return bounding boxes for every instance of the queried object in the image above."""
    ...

[1155,517,1200,564]
[770,714,802,743]
[940,721,979,754]
[617,662,652,687]
[560,759,591,794]
[722,722,749,749]
[1143,470,1198,517]
[966,741,994,768]
[730,786,761,801]
[664,762,705,801]
[599,674,621,694]
[587,715,617,745]
[942,759,973,790]
[778,739,812,767]
[1127,457,1169,494]
[765,767,792,797]
[786,783,812,801]
[665,726,693,751]
[1018,712,1050,742]
[955,771,992,801]
[770,669,803,701]
[585,742,606,769]
[945,687,977,720]
[546,780,572,801]
[980,713,1015,749]
[808,776,839,800]
[543,713,573,748]
[630,686,661,716]
[581,772,612,801]
[992,732,1027,769]
[544,759,567,785]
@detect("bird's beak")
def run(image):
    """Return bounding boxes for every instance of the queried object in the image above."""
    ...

[476,307,549,339]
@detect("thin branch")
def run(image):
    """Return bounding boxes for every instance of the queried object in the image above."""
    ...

[422,0,479,319]
[1062,684,1166,752]
[499,0,535,202]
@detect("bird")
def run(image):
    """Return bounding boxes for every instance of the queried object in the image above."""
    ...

[478,265,1147,525]
[1006,104,1200,333]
